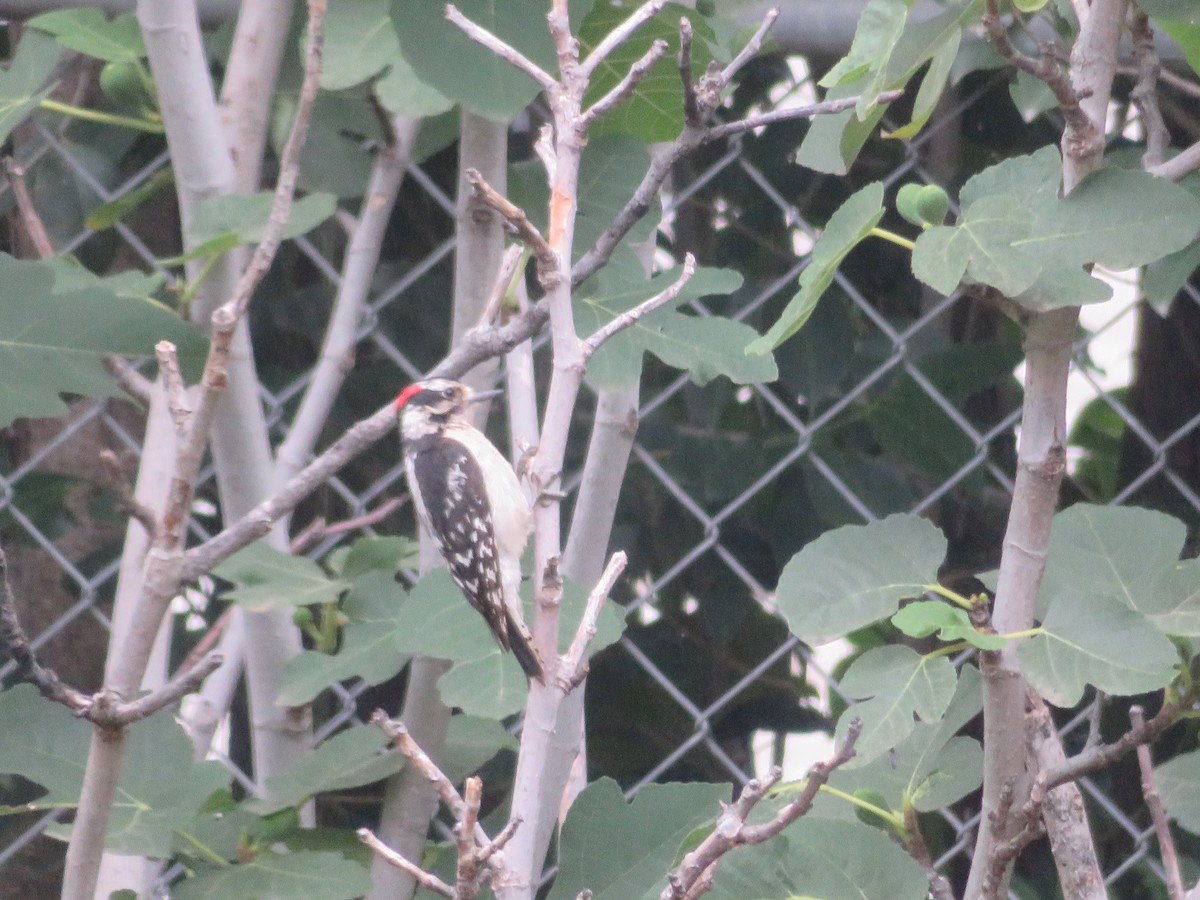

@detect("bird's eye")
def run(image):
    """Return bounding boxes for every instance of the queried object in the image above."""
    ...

[443,388,455,399]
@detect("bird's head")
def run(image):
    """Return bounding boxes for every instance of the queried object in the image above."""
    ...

[395,378,470,419]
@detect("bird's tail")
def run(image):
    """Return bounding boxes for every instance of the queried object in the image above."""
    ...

[506,610,546,683]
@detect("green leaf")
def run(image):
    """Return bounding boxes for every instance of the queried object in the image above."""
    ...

[1039,504,1187,620]
[173,850,370,900]
[775,514,947,645]
[215,541,349,612]
[885,25,960,139]
[0,254,207,426]
[892,600,1008,650]
[337,535,418,579]
[912,194,1040,296]
[251,727,404,815]
[701,818,929,900]
[834,645,958,766]
[913,148,1200,307]
[747,182,885,354]
[393,0,593,121]
[0,31,59,148]
[0,686,228,856]
[86,168,175,231]
[1018,590,1178,706]
[546,778,727,900]
[578,253,774,391]
[837,665,983,813]
[1155,749,1200,836]
[322,0,400,90]
[374,52,455,118]
[821,0,908,118]
[28,9,145,63]
[798,0,983,174]
[580,1,717,143]
[186,192,337,250]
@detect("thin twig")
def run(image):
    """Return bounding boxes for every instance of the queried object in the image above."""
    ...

[661,720,862,900]
[1132,706,1184,900]
[456,777,486,899]
[358,828,455,898]
[4,157,54,258]
[558,550,627,692]
[582,254,696,356]
[99,450,159,540]
[219,0,326,323]
[1045,698,1184,790]
[721,6,779,83]
[981,0,1099,152]
[980,772,1047,900]
[465,168,560,287]
[579,39,669,132]
[1150,141,1200,182]
[0,546,93,713]
[678,18,699,126]
[155,340,191,438]
[97,652,223,725]
[446,4,557,91]
[102,356,154,408]
[289,496,407,555]
[581,0,668,76]
[703,91,904,142]
[1130,10,1168,169]
[478,244,527,329]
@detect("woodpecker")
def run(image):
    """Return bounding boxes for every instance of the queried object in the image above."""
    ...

[395,378,545,682]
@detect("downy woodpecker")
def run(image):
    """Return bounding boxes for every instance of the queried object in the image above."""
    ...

[395,378,545,682]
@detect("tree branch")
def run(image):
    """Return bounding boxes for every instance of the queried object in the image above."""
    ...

[581,0,666,76]
[558,550,627,692]
[582,253,696,355]
[1131,705,1184,900]
[358,828,455,898]
[445,3,557,91]
[661,720,861,900]
[465,167,560,287]
[579,39,668,132]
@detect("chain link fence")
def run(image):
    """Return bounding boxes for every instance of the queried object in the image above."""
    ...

[0,40,1196,900]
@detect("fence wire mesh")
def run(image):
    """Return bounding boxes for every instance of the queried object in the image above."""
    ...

[0,37,1196,900]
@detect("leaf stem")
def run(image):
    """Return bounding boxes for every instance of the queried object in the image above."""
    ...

[923,583,973,609]
[39,99,164,134]
[818,784,907,833]
[869,226,916,251]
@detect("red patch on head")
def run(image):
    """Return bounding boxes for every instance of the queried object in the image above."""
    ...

[394,383,423,412]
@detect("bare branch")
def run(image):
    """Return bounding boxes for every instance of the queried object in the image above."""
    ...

[1045,698,1183,789]
[720,6,779,84]
[478,244,527,330]
[4,157,54,258]
[289,496,406,555]
[465,168,560,287]
[580,39,669,132]
[456,777,486,899]
[99,652,223,726]
[558,550,627,692]
[678,18,699,126]
[0,546,94,713]
[981,773,1047,900]
[102,356,153,408]
[1130,10,1168,169]
[1150,141,1200,181]
[701,91,904,142]
[981,0,1099,154]
[446,4,557,91]
[99,450,159,541]
[581,0,667,76]
[358,828,455,897]
[1132,706,1184,900]
[661,720,861,900]
[582,254,696,356]
[371,710,480,837]
[155,340,191,438]
[220,0,327,324]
